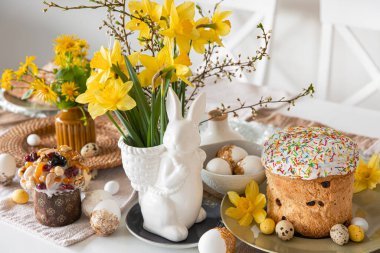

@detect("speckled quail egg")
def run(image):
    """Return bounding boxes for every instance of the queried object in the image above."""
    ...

[233,155,263,175]
[198,227,236,253]
[0,153,17,186]
[104,180,120,195]
[90,199,121,236]
[351,217,369,232]
[275,220,294,241]
[82,190,113,217]
[330,224,349,246]
[206,158,232,175]
[216,145,248,167]
[81,143,100,158]
[348,225,365,242]
[26,134,41,146]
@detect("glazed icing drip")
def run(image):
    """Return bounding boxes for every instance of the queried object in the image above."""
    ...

[262,127,359,180]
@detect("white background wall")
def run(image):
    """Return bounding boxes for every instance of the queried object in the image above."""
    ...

[1,0,380,111]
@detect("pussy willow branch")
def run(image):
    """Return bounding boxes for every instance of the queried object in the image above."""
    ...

[200,84,315,124]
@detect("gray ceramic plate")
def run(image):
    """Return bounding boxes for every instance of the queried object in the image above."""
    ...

[125,199,222,249]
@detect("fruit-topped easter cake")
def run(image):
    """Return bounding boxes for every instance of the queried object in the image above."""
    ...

[18,145,90,227]
[262,127,359,238]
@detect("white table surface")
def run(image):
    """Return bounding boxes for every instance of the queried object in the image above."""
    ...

[1,98,380,253]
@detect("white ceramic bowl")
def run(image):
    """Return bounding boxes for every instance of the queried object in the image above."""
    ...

[201,140,266,195]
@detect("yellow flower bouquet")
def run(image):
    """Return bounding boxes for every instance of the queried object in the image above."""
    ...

[41,0,314,148]
[1,35,91,112]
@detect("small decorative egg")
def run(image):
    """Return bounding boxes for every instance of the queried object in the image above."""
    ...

[330,224,349,246]
[233,155,263,175]
[351,217,369,232]
[90,199,121,236]
[0,153,17,186]
[260,218,275,235]
[82,190,113,217]
[275,220,294,241]
[216,145,248,167]
[104,180,120,195]
[206,158,232,175]
[198,227,236,253]
[12,189,29,204]
[27,134,41,146]
[348,225,365,242]
[81,143,100,158]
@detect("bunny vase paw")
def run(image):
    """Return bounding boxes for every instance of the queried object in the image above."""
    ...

[196,207,207,223]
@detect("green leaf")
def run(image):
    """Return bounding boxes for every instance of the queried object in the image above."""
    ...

[21,89,33,100]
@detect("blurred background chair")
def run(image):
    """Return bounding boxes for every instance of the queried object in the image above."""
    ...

[318,0,380,106]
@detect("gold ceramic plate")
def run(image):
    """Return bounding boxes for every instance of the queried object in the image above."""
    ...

[221,186,380,253]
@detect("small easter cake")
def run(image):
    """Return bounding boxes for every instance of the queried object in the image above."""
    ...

[19,145,90,227]
[262,127,359,238]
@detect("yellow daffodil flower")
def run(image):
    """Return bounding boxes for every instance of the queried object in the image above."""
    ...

[126,0,162,40]
[90,41,139,84]
[225,180,267,226]
[354,154,380,193]
[0,69,14,90]
[212,7,232,38]
[162,0,173,17]
[138,41,193,87]
[61,82,79,102]
[15,56,39,78]
[161,2,199,64]
[76,78,136,118]
[31,78,57,103]
[192,17,215,54]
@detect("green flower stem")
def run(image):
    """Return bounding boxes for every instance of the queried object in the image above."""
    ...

[115,110,144,147]
[106,111,128,140]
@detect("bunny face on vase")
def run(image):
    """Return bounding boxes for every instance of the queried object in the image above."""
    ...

[125,87,208,242]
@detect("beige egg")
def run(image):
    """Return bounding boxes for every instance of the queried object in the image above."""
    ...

[216,145,248,167]
[330,224,349,246]
[82,190,113,217]
[233,155,263,175]
[81,143,100,158]
[275,220,294,241]
[206,158,232,175]
[90,199,121,236]
[0,153,17,186]
[198,227,236,253]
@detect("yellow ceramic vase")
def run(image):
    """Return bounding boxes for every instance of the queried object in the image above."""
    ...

[55,107,96,152]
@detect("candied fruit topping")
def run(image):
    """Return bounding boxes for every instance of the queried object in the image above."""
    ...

[47,152,67,167]
[24,152,39,162]
[60,184,74,190]
[36,183,46,190]
[64,167,79,178]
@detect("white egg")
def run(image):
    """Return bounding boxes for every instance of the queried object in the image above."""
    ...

[82,190,113,217]
[234,155,264,175]
[206,158,232,175]
[26,134,41,146]
[217,145,248,167]
[198,227,236,253]
[0,154,17,185]
[104,180,120,195]
[90,199,121,236]
[351,217,369,232]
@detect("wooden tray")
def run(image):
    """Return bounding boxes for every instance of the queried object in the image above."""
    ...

[0,117,122,170]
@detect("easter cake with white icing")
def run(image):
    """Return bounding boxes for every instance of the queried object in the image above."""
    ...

[262,127,359,238]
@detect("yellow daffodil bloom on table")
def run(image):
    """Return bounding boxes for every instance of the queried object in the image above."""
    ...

[161,2,199,64]
[61,82,79,102]
[0,69,14,90]
[76,78,136,119]
[90,40,139,84]
[15,56,39,78]
[31,78,57,103]
[225,180,267,226]
[54,35,89,67]
[138,41,193,87]
[354,154,380,193]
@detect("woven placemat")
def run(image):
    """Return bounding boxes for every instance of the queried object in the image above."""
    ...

[0,117,121,170]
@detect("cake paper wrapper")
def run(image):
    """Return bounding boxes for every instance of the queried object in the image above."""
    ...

[0,167,135,246]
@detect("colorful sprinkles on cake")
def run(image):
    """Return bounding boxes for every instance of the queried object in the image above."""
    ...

[262,127,359,180]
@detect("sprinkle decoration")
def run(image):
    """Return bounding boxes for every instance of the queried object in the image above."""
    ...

[262,127,359,180]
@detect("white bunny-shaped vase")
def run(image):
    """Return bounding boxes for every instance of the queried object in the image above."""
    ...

[119,87,207,242]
